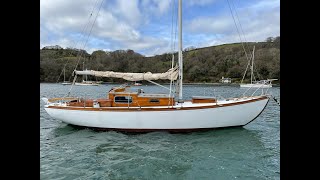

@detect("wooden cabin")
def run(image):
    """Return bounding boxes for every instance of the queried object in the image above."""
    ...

[67,86,175,107]
[66,86,217,108]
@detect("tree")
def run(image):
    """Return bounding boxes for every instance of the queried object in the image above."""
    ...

[40,39,280,83]
[273,36,280,48]
[266,37,273,42]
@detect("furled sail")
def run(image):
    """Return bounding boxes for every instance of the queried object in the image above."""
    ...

[75,66,178,81]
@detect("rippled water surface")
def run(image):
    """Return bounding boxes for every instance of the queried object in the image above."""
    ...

[40,83,280,179]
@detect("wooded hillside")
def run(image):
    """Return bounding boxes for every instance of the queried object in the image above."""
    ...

[40,36,280,83]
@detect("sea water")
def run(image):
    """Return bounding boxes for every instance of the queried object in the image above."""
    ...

[40,83,280,179]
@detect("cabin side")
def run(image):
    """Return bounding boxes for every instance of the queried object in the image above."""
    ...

[108,89,175,107]
[67,86,175,107]
[191,96,216,103]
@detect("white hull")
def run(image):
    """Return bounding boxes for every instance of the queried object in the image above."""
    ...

[44,96,269,130]
[75,82,99,86]
[61,82,72,85]
[240,83,272,88]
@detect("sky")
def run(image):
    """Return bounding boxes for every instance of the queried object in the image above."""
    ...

[40,0,280,56]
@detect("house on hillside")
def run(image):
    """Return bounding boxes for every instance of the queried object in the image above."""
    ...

[221,77,231,83]
[42,45,63,50]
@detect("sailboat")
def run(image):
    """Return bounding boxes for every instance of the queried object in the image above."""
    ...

[240,46,277,88]
[133,81,142,86]
[75,62,99,86]
[61,65,71,85]
[42,0,271,132]
[74,79,100,86]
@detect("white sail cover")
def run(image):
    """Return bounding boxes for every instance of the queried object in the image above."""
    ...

[75,66,178,81]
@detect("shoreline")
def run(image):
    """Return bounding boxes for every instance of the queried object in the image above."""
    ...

[41,82,280,87]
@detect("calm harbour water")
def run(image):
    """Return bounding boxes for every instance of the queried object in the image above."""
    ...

[40,83,280,180]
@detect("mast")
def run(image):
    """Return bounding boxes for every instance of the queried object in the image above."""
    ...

[251,46,255,84]
[82,61,86,82]
[63,66,66,82]
[178,0,183,102]
[86,68,88,81]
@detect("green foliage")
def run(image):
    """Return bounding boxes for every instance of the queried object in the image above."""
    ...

[40,37,280,83]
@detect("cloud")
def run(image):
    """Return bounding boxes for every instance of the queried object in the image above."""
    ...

[249,0,279,10]
[40,0,279,56]
[185,0,280,48]
[93,11,141,42]
[111,0,142,27]
[186,0,217,6]
[187,16,234,34]
[40,0,92,32]
[40,0,168,54]
[141,0,171,16]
